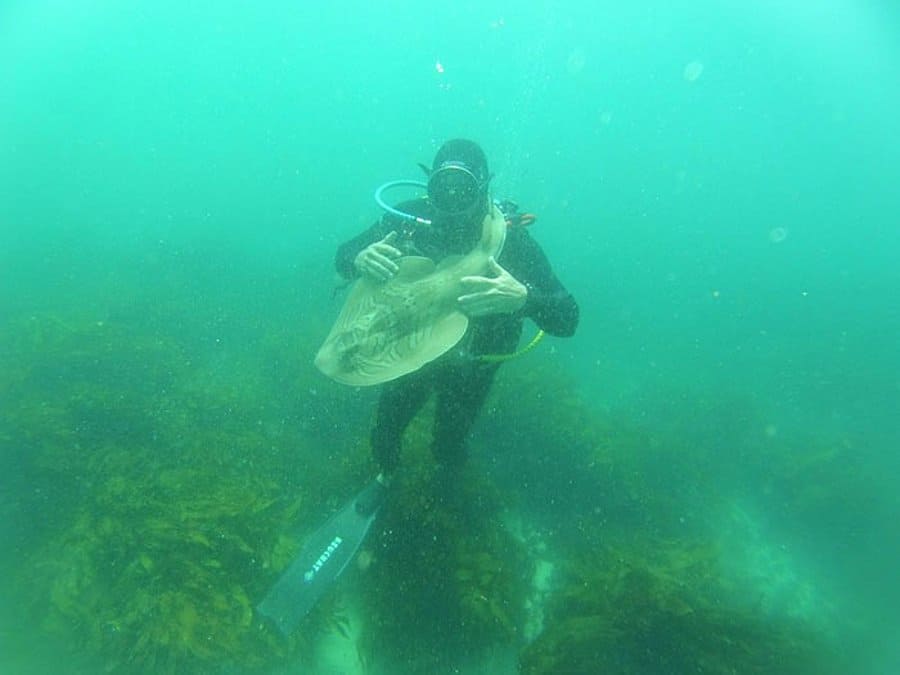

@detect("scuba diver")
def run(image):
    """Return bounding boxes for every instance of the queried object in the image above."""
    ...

[335,138,579,481]
[256,139,579,635]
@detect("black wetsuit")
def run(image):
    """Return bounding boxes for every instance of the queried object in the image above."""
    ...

[335,198,579,472]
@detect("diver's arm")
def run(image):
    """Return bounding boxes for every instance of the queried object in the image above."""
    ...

[354,232,401,281]
[335,220,393,280]
[336,200,427,280]
[515,232,579,337]
[522,280,579,337]
[458,256,528,317]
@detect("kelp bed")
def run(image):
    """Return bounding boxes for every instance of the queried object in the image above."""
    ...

[0,310,860,673]
[519,540,839,674]
[0,311,367,673]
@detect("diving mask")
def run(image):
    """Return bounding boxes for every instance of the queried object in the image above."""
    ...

[427,161,486,215]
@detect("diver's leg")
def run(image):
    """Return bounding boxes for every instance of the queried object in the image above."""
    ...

[371,371,433,474]
[432,362,499,468]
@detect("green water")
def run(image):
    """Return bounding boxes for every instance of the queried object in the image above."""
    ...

[2,1,898,673]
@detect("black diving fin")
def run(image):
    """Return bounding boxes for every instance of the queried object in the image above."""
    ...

[256,476,387,635]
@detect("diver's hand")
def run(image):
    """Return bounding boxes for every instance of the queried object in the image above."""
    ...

[458,256,528,317]
[354,231,402,281]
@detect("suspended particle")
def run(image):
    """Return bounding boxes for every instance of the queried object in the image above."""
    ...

[769,227,788,243]
[683,60,704,82]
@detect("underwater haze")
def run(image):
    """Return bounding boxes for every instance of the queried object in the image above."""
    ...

[2,1,899,673]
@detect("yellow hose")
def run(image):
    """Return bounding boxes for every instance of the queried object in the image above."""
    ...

[477,329,546,364]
